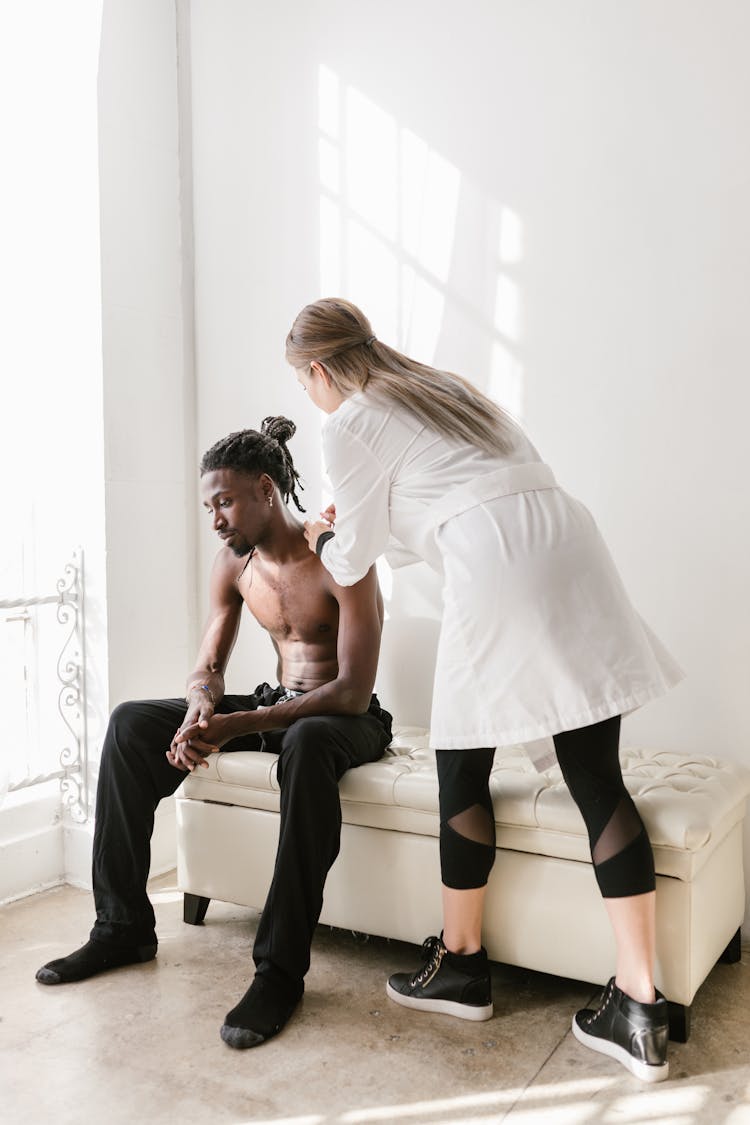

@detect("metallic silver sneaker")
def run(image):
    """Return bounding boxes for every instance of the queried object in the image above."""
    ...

[572,977,669,1083]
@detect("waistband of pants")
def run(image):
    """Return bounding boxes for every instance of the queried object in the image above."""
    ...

[275,687,307,705]
[430,462,557,528]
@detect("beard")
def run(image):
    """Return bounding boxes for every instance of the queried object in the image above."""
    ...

[226,534,253,557]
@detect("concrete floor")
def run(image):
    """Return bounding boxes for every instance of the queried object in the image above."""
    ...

[2,873,749,1125]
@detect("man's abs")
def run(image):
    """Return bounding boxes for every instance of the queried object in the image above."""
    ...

[275,645,339,693]
[240,553,341,692]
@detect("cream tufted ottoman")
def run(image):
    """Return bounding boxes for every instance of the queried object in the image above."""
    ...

[176,724,749,1041]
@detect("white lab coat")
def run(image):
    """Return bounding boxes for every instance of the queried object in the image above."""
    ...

[320,392,683,750]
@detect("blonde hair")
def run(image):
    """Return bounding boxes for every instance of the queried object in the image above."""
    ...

[285,297,516,456]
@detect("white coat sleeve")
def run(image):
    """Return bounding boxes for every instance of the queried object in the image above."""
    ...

[383,543,422,569]
[319,423,392,587]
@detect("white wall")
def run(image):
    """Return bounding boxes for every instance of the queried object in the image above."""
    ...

[190,0,324,684]
[98,0,198,706]
[188,0,750,917]
[94,0,200,880]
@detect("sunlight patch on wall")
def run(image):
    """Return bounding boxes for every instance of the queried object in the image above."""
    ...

[346,87,399,241]
[317,64,463,369]
[401,265,446,366]
[499,203,524,264]
[320,196,342,295]
[317,63,526,421]
[490,339,524,419]
[494,273,521,341]
[318,135,340,195]
[492,204,525,415]
[400,128,460,284]
[346,218,400,343]
[318,64,340,140]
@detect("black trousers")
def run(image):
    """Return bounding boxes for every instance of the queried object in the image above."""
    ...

[90,684,392,988]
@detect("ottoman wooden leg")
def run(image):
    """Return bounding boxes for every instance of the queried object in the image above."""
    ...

[184,893,210,925]
[667,1001,691,1043]
[719,926,742,964]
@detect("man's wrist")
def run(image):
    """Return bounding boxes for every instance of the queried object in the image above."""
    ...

[186,683,216,705]
[225,710,258,737]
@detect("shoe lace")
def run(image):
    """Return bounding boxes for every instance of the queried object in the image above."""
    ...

[584,978,616,1026]
[409,935,445,988]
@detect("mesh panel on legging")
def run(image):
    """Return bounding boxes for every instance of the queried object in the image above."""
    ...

[436,747,496,889]
[552,715,655,898]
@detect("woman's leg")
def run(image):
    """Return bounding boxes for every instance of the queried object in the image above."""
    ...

[442,886,488,955]
[438,746,496,953]
[604,892,656,1004]
[386,747,495,1019]
[554,715,668,1082]
[553,714,657,1000]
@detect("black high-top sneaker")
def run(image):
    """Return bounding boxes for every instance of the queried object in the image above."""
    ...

[386,934,493,1021]
[572,977,669,1083]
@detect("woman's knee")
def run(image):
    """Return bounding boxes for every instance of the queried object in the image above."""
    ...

[436,748,494,821]
[553,714,625,809]
[436,748,496,888]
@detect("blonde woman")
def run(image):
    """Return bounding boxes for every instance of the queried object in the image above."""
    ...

[286,297,682,1083]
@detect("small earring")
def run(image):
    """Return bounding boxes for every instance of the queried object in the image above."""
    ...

[268,495,273,508]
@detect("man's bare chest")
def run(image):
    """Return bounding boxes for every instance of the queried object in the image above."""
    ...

[239,556,338,643]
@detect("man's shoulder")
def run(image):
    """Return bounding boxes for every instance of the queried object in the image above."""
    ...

[211,546,250,589]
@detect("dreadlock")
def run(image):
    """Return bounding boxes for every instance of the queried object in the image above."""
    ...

[200,416,305,512]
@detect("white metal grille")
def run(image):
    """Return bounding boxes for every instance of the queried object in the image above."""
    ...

[0,549,88,821]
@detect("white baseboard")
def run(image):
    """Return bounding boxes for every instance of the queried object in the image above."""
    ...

[63,818,95,889]
[0,788,177,902]
[0,783,65,905]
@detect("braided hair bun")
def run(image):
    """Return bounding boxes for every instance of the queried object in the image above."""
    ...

[261,416,296,445]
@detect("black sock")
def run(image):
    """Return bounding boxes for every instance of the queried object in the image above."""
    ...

[445,947,489,975]
[221,973,303,1049]
[35,939,157,985]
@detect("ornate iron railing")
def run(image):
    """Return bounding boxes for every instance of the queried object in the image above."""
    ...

[0,549,88,822]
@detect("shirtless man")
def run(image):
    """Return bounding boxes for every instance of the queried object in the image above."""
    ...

[35,417,393,1049]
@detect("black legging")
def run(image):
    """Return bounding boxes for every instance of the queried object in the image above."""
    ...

[436,715,655,897]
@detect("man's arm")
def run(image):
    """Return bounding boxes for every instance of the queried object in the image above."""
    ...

[176,565,383,750]
[167,548,244,771]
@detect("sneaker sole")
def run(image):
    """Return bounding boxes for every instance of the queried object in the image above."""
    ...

[386,982,493,1022]
[572,1015,669,1083]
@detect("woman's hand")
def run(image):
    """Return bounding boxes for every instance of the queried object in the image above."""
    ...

[304,504,336,555]
[303,519,334,554]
